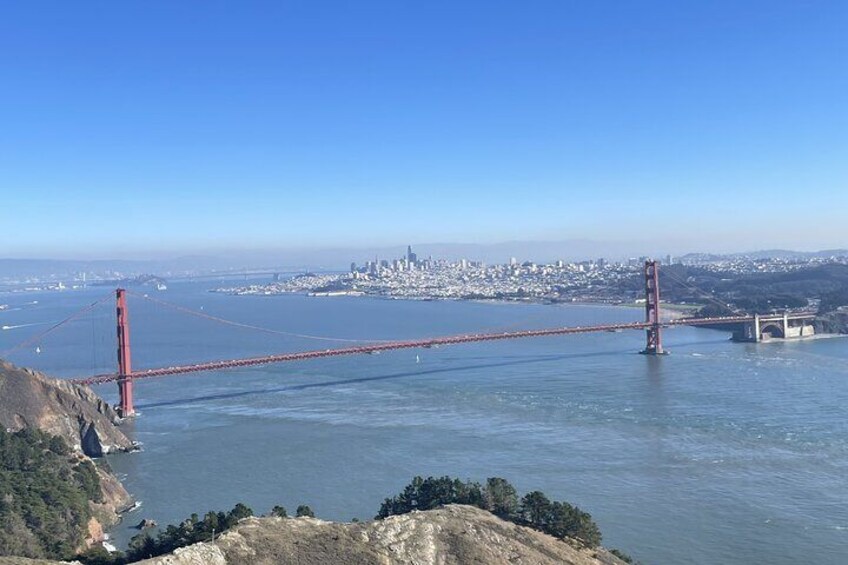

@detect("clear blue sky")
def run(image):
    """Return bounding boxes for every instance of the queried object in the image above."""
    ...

[1,1,846,258]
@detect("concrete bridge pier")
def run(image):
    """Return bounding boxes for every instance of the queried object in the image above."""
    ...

[734,314,757,342]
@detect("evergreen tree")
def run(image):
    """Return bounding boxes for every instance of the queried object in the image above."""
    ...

[483,477,519,518]
[295,505,315,518]
[519,491,552,527]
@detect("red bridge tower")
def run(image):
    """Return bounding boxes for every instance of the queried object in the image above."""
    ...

[641,260,665,355]
[116,288,135,417]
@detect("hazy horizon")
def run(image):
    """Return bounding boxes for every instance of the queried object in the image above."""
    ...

[3,239,848,274]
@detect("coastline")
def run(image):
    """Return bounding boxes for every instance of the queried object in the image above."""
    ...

[213,287,705,319]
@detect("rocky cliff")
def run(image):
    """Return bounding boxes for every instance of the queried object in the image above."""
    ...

[133,505,627,565]
[0,360,134,457]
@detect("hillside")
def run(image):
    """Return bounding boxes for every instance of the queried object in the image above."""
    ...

[0,428,105,559]
[139,505,627,565]
[0,505,628,565]
[620,263,848,324]
[0,360,135,555]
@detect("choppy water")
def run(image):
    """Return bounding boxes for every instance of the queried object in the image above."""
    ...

[2,281,847,564]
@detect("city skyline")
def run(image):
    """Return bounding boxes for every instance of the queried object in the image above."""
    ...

[2,1,846,257]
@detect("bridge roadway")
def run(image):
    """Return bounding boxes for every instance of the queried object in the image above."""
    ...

[71,314,799,386]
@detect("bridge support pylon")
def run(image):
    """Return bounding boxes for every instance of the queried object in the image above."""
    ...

[116,288,135,418]
[640,260,667,355]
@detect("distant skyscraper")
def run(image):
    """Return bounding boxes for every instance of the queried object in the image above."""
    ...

[407,245,417,264]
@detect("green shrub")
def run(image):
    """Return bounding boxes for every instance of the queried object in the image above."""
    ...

[295,505,315,518]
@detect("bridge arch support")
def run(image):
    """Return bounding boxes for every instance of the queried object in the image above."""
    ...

[759,322,786,340]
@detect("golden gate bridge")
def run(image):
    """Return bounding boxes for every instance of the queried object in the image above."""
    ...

[3,261,817,418]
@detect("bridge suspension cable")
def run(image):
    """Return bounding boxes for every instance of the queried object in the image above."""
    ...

[126,290,396,344]
[660,268,743,314]
[0,293,113,358]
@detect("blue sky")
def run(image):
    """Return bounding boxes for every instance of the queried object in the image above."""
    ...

[1,1,846,258]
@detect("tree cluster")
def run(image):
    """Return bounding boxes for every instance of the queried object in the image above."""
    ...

[123,503,253,562]
[0,428,102,560]
[376,476,602,548]
[78,500,323,564]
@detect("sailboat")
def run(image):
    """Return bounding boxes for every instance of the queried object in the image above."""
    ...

[35,346,41,354]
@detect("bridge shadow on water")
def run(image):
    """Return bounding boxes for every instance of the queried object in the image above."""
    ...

[135,337,733,411]
[135,349,625,411]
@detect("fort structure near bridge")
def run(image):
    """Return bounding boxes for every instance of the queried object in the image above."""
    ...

[733,312,816,342]
[65,261,819,418]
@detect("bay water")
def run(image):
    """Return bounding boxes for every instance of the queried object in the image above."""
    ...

[2,281,846,564]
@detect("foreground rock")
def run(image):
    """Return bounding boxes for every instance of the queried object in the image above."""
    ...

[134,505,627,565]
[0,359,135,546]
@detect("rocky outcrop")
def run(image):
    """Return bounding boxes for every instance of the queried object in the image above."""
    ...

[85,518,104,549]
[133,505,628,565]
[0,359,134,457]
